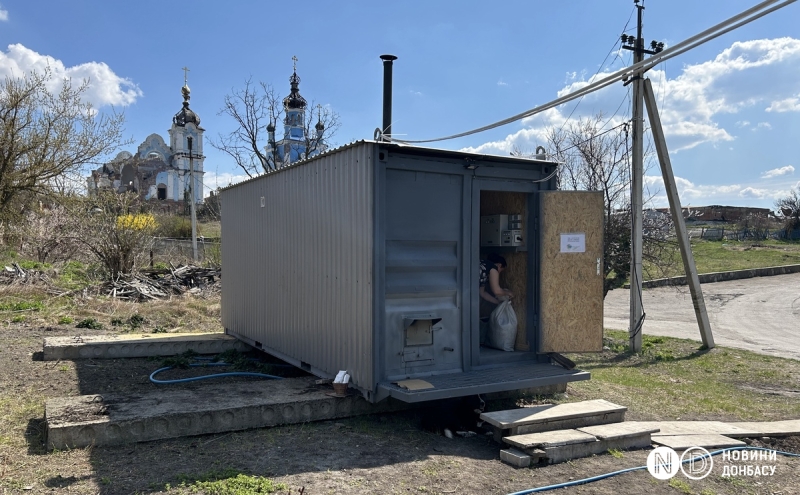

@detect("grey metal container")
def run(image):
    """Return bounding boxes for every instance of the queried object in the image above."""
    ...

[221,141,603,403]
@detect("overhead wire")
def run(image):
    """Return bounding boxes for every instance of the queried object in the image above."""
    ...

[393,0,796,145]
[555,4,636,137]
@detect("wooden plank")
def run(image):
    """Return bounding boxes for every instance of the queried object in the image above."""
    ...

[727,420,800,437]
[538,191,604,352]
[481,399,626,428]
[503,429,596,449]
[653,434,746,450]
[577,422,660,440]
[624,421,751,437]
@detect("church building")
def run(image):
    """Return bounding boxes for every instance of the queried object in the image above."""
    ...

[87,75,205,209]
[266,58,328,168]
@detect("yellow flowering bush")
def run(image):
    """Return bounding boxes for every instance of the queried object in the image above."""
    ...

[116,213,157,231]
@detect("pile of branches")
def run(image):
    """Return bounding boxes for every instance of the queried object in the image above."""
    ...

[1,263,52,286]
[92,264,221,302]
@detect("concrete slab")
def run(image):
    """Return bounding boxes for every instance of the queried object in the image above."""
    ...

[500,448,531,468]
[43,332,250,360]
[45,377,408,449]
[624,421,752,437]
[481,399,627,429]
[727,420,800,437]
[503,429,596,450]
[653,434,746,450]
[542,434,653,464]
[577,422,660,440]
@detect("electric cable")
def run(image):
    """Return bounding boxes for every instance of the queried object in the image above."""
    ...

[505,446,800,495]
[393,0,796,145]
[555,4,636,138]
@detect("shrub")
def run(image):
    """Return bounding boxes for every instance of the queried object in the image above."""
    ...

[76,318,103,330]
[58,316,74,325]
[156,214,193,238]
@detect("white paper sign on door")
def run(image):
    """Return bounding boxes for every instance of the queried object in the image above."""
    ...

[560,233,586,253]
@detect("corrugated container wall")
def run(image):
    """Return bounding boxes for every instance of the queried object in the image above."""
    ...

[221,143,375,390]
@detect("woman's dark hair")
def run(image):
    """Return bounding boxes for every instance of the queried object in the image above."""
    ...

[486,253,507,268]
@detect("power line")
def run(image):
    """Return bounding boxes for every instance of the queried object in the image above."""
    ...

[556,5,637,137]
[393,0,796,145]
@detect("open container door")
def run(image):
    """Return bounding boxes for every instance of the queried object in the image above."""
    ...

[538,191,604,353]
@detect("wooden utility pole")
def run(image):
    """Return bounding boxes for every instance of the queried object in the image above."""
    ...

[642,79,715,348]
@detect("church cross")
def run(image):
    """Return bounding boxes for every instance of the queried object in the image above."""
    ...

[182,66,190,85]
[292,56,298,72]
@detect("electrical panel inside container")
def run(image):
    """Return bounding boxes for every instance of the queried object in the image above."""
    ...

[480,214,524,247]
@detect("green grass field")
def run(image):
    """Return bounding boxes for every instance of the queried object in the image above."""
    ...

[644,239,800,280]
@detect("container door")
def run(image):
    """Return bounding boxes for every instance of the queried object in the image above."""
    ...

[537,191,604,353]
[384,169,463,378]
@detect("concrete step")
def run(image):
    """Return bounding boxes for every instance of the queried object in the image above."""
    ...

[45,377,407,449]
[43,332,250,360]
[653,434,746,450]
[480,399,627,441]
[501,422,657,466]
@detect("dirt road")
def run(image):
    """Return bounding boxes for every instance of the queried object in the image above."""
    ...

[604,272,800,360]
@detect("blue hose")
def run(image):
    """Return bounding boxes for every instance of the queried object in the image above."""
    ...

[506,446,800,495]
[149,362,284,384]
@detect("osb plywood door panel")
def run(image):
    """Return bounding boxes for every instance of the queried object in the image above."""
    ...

[539,191,604,353]
[480,191,529,351]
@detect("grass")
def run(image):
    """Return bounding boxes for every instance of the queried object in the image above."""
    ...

[561,330,800,421]
[173,469,287,494]
[645,239,800,280]
[0,284,223,334]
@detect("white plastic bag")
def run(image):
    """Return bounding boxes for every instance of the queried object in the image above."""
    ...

[487,299,517,352]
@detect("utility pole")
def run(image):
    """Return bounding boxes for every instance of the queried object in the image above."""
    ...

[621,0,663,352]
[188,136,198,263]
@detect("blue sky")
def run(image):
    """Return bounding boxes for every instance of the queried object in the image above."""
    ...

[1,0,798,210]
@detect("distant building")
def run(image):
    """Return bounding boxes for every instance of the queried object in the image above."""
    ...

[87,78,205,210]
[265,59,327,168]
[655,205,773,223]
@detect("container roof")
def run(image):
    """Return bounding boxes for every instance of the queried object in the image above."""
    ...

[220,140,559,192]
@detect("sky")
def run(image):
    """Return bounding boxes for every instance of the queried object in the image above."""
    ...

[0,0,798,211]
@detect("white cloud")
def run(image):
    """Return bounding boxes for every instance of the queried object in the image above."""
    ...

[0,43,141,108]
[755,122,772,130]
[497,80,508,87]
[467,37,800,156]
[0,5,8,21]
[203,171,249,197]
[409,89,422,96]
[761,165,794,178]
[766,94,800,112]
[739,187,768,199]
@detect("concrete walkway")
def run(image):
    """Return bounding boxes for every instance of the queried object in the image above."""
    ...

[604,272,800,360]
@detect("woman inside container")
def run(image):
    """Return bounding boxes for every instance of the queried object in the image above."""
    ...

[479,253,513,344]
[479,253,513,305]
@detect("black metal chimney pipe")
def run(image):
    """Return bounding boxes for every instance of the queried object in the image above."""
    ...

[380,54,397,142]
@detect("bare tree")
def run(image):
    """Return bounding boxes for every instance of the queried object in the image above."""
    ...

[775,187,800,234]
[15,200,80,263]
[66,191,156,279]
[532,114,677,296]
[0,69,127,222]
[210,77,341,178]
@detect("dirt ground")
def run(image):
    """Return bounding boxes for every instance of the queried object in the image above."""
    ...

[2,321,800,494]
